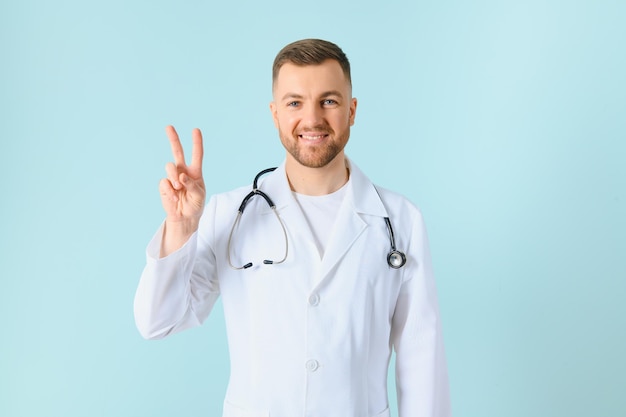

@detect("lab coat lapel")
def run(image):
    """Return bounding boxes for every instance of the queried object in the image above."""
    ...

[318,159,389,281]
[318,196,367,280]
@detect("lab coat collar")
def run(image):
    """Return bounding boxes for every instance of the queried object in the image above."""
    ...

[256,157,389,282]
[345,158,389,218]
[257,157,389,219]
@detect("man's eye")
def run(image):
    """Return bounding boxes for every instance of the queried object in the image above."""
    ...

[322,99,337,106]
[287,101,299,107]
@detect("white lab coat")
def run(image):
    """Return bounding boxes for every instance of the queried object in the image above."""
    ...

[135,159,450,417]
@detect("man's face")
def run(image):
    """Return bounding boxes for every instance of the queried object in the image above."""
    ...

[270,60,357,169]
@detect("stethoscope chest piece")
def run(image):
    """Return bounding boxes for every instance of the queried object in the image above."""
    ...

[383,216,407,269]
[387,250,406,269]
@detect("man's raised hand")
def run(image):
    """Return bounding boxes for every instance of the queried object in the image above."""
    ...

[159,125,206,256]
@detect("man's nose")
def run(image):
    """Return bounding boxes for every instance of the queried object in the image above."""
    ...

[301,103,324,125]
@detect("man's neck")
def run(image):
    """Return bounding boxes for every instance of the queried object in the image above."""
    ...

[285,154,349,196]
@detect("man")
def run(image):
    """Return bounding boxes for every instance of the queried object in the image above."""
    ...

[135,39,451,417]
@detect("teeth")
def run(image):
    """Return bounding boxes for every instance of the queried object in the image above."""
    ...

[301,134,325,140]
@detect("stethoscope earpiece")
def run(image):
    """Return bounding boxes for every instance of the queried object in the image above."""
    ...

[227,167,289,270]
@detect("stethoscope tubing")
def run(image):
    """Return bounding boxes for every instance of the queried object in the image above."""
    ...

[227,167,406,270]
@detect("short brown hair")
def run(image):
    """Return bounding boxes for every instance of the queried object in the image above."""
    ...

[272,39,352,87]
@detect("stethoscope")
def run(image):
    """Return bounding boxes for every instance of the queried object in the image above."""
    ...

[227,167,407,270]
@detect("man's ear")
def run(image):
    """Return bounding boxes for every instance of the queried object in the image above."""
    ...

[349,97,358,126]
[269,101,279,128]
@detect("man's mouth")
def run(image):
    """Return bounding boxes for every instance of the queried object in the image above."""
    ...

[298,133,328,141]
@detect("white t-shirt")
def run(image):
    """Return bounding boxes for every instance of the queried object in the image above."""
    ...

[292,181,348,259]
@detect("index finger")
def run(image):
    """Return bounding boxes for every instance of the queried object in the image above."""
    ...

[189,128,204,173]
[165,125,186,167]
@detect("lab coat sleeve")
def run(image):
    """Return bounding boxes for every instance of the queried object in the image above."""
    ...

[134,196,220,340]
[391,209,451,417]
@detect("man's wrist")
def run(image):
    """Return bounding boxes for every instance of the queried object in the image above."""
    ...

[160,219,199,257]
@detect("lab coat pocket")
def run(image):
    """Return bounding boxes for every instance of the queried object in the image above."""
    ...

[370,406,390,417]
[223,400,269,417]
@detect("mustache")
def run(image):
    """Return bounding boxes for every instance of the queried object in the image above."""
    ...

[295,125,333,135]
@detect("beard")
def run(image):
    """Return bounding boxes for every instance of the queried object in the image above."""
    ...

[278,125,350,168]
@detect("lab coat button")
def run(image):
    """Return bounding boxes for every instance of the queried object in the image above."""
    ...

[308,293,320,306]
[305,359,319,372]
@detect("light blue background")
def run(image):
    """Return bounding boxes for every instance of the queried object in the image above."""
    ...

[1,1,624,416]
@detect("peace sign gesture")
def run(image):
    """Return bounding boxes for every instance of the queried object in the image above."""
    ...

[159,125,206,256]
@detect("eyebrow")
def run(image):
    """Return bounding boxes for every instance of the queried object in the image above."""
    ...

[280,90,345,102]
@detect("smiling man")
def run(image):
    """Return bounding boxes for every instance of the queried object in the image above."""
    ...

[135,39,451,417]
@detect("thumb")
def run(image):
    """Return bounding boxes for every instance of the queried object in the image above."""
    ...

[179,173,197,188]
[179,172,205,199]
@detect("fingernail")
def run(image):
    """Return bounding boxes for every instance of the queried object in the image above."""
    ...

[174,181,181,188]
